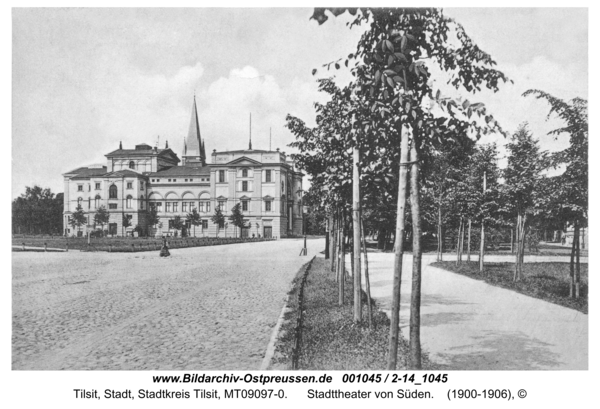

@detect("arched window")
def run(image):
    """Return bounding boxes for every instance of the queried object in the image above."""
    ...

[126,195,133,209]
[109,185,118,199]
[129,161,135,169]
[95,195,101,209]
[77,197,83,208]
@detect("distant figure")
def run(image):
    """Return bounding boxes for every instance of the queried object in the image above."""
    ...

[252,233,255,238]
[160,236,170,257]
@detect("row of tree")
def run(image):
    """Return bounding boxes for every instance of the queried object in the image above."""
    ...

[58,200,253,238]
[286,7,587,370]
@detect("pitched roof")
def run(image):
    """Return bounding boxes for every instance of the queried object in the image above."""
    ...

[103,169,148,179]
[147,165,211,177]
[63,166,108,178]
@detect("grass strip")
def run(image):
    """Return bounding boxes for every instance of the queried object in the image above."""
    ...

[273,257,433,370]
[431,261,588,314]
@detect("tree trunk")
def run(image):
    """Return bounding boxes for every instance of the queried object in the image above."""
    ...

[361,217,373,330]
[514,215,521,282]
[569,222,576,298]
[408,139,422,370]
[387,123,410,370]
[437,201,443,261]
[325,215,330,259]
[352,146,362,323]
[331,212,338,273]
[479,171,487,273]
[479,221,485,273]
[575,221,580,299]
[340,219,346,303]
[467,219,471,262]
[511,228,514,253]
[337,214,344,305]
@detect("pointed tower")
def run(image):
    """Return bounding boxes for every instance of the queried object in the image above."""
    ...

[182,95,205,166]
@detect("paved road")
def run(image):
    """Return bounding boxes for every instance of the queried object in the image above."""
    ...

[12,238,323,370]
[357,252,588,370]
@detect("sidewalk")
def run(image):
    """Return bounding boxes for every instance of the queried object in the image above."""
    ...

[354,252,588,370]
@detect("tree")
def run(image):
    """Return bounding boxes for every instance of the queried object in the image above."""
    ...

[69,204,87,236]
[211,205,225,237]
[229,203,247,238]
[122,213,132,236]
[12,186,63,235]
[94,205,110,236]
[523,90,588,297]
[310,7,509,369]
[503,123,547,281]
[147,205,160,235]
[187,207,201,237]
[170,215,183,235]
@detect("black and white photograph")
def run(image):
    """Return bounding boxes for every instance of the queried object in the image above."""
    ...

[7,3,596,407]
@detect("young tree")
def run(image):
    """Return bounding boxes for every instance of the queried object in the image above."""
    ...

[170,215,183,235]
[147,205,160,235]
[122,214,132,236]
[211,205,225,237]
[94,205,110,236]
[69,204,87,236]
[229,203,247,238]
[523,90,587,297]
[186,207,201,237]
[503,123,547,281]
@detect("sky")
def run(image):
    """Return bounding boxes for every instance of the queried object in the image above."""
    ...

[11,7,588,199]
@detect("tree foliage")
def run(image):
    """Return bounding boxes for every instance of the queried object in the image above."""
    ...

[12,186,63,234]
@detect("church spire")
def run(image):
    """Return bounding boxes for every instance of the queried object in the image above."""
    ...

[249,112,252,150]
[185,95,204,165]
[119,141,122,150]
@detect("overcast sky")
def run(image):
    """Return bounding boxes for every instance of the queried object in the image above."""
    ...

[12,7,588,198]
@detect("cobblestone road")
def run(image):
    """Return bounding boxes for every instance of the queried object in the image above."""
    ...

[12,238,324,370]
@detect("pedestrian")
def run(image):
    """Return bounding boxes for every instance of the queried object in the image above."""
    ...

[160,236,170,257]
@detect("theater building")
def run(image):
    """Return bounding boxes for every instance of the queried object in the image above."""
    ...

[62,97,304,238]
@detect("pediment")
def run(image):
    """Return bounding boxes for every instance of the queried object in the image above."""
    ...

[227,156,262,166]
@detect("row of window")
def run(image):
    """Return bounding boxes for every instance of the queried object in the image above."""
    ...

[149,178,210,183]
[76,198,280,213]
[78,182,144,193]
[218,169,273,183]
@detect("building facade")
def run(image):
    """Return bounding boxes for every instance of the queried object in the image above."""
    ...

[63,97,304,238]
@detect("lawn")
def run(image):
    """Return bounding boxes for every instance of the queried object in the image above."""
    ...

[272,257,433,370]
[12,235,274,252]
[431,261,588,314]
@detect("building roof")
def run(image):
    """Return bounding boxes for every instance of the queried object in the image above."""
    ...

[63,166,108,178]
[103,169,148,179]
[213,149,276,154]
[147,165,210,177]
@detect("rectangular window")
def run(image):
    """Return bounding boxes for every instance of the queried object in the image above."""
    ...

[140,182,144,191]
[242,200,248,211]
[78,185,83,191]
[265,201,271,212]
[152,179,155,182]
[199,202,204,212]
[242,181,248,191]
[182,202,187,213]
[219,170,225,183]
[166,202,171,212]
[109,204,117,209]
[206,201,210,213]
[185,179,188,182]
[242,169,248,177]
[173,202,178,212]
[218,200,226,211]
[168,220,174,229]
[156,202,162,211]
[95,183,101,190]
[173,179,177,182]
[168,179,172,182]
[202,220,208,229]
[266,170,272,183]
[127,182,133,189]
[190,179,193,182]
